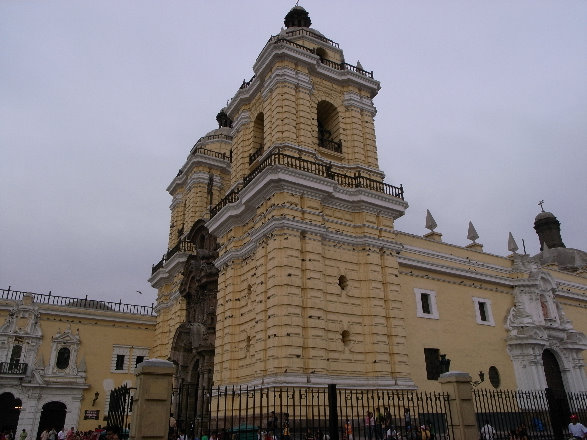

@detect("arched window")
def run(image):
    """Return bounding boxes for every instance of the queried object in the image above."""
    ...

[250,112,265,164]
[315,47,327,62]
[56,347,71,369]
[317,101,341,153]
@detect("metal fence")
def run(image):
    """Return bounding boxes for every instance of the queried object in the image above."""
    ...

[473,388,587,440]
[0,287,155,316]
[170,385,455,440]
[108,385,135,439]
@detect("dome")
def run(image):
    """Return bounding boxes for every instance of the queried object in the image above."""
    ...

[535,211,556,221]
[204,126,232,138]
[284,6,312,28]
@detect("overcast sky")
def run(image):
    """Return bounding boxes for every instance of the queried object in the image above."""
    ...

[1,1,586,307]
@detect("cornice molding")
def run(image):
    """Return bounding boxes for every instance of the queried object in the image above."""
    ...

[0,303,155,324]
[262,66,313,99]
[148,251,189,289]
[398,254,514,287]
[214,216,403,270]
[226,40,381,119]
[343,91,377,115]
[169,194,182,210]
[206,165,407,238]
[401,244,511,275]
[153,290,181,313]
[231,110,252,136]
[217,372,416,390]
[167,154,230,195]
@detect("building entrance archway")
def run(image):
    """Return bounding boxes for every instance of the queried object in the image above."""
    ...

[543,349,566,394]
[543,349,570,440]
[0,392,22,433]
[37,401,67,440]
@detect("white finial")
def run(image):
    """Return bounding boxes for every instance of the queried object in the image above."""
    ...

[467,221,479,243]
[356,60,363,70]
[425,209,437,232]
[508,232,519,253]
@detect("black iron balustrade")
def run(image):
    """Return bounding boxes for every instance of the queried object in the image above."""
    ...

[319,59,374,79]
[108,385,134,439]
[273,38,316,55]
[166,239,196,261]
[0,287,155,316]
[152,257,165,274]
[209,151,404,219]
[285,28,340,48]
[0,362,27,375]
[318,137,343,153]
[473,388,587,440]
[249,145,264,164]
[209,187,241,219]
[170,385,455,440]
[195,134,233,144]
[240,75,256,90]
[192,146,231,162]
[342,62,373,78]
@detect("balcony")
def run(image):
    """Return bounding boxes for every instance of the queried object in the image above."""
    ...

[0,362,27,375]
[318,137,342,154]
[249,145,264,164]
[151,239,196,275]
[210,150,404,219]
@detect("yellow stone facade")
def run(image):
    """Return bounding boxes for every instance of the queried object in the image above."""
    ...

[150,6,586,395]
[0,290,155,436]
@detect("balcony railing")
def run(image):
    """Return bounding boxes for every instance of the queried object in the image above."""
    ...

[0,287,155,316]
[151,239,197,275]
[239,75,256,90]
[319,58,374,78]
[0,362,27,375]
[249,145,263,164]
[318,137,342,153]
[285,28,340,48]
[209,151,404,218]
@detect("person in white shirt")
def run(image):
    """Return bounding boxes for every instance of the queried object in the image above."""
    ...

[57,430,65,440]
[480,421,496,440]
[569,414,587,439]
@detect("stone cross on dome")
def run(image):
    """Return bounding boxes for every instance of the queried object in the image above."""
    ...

[538,200,545,212]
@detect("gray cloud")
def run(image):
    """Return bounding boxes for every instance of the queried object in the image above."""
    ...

[1,1,585,305]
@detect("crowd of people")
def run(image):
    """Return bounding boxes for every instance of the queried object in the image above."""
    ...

[167,410,587,440]
[480,414,587,439]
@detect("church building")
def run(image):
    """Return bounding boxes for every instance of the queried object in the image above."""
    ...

[149,6,586,396]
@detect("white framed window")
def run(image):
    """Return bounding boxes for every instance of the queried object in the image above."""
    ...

[472,297,495,326]
[131,347,149,372]
[414,288,439,319]
[111,345,131,373]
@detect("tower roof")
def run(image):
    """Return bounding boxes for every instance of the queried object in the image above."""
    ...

[284,6,312,28]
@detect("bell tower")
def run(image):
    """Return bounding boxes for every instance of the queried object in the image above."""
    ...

[205,7,411,388]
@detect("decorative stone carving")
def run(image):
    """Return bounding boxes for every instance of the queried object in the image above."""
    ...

[506,269,587,392]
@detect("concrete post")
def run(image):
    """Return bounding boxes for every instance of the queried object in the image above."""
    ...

[129,359,174,440]
[439,372,478,440]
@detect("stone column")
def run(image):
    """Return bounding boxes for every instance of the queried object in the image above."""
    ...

[439,372,478,440]
[130,359,174,440]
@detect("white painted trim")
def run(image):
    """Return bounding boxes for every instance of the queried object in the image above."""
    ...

[472,296,495,326]
[414,288,439,320]
[261,66,313,99]
[213,216,403,270]
[343,92,377,115]
[217,372,416,390]
[167,154,230,194]
[231,110,251,135]
[206,164,407,238]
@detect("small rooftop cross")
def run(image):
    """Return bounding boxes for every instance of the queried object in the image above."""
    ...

[538,200,545,212]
